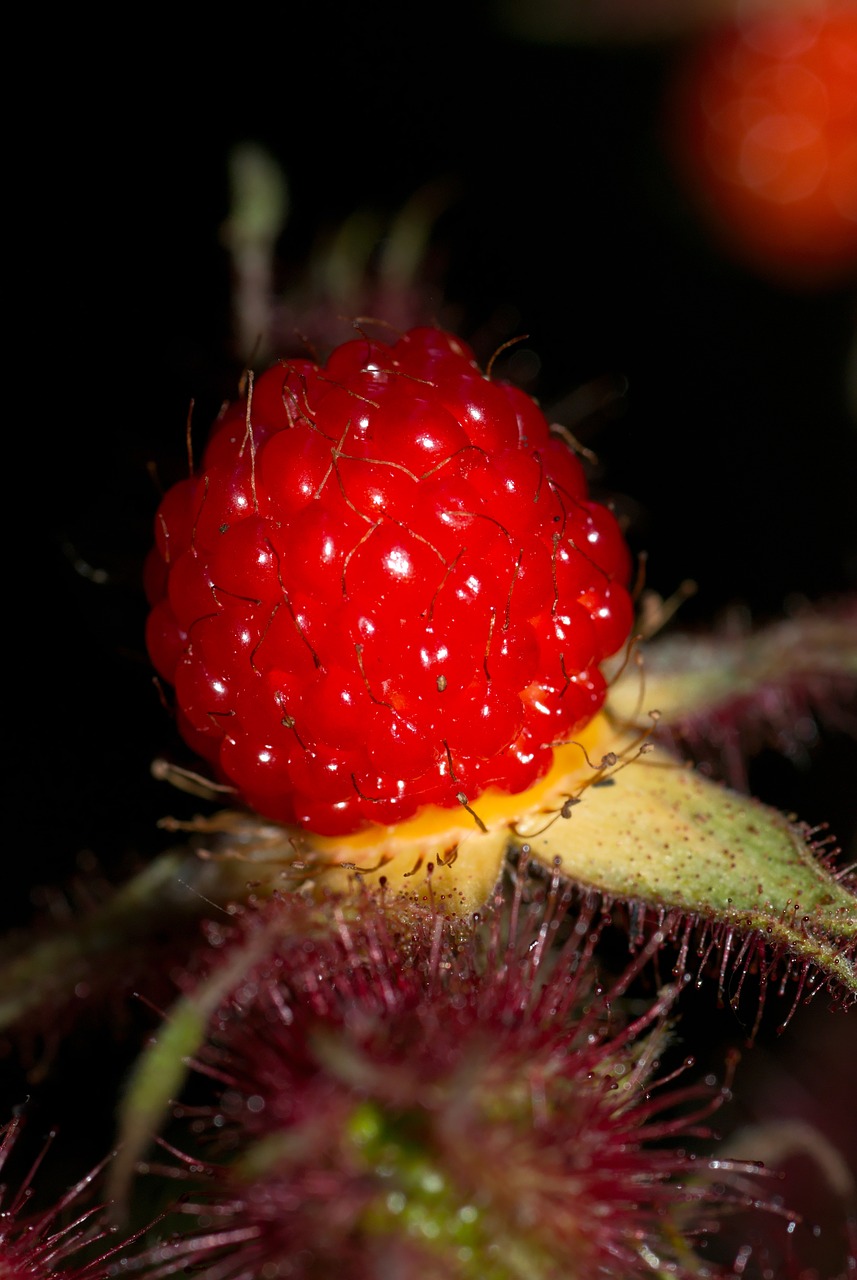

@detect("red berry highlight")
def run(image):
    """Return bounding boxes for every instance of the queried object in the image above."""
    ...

[147,328,634,833]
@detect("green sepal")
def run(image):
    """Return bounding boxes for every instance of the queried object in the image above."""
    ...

[608,604,857,734]
[512,737,856,999]
[107,916,282,1207]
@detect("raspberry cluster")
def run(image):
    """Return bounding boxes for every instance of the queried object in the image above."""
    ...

[145,328,633,834]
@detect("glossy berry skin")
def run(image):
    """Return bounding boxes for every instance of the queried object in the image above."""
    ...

[670,4,857,285]
[146,328,633,834]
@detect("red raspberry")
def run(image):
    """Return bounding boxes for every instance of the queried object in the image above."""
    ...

[146,327,634,835]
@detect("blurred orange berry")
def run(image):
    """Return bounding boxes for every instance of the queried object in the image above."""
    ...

[670,4,857,285]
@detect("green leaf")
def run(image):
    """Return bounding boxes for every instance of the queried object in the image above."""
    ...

[510,726,856,999]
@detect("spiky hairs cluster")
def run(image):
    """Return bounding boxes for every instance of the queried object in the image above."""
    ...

[0,1118,126,1280]
[127,885,761,1279]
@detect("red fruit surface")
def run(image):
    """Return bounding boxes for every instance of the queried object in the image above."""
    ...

[670,4,857,285]
[146,327,633,834]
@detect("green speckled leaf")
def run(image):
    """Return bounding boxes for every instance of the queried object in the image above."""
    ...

[512,734,856,996]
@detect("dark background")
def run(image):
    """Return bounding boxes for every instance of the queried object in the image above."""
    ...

[11,2,854,907]
[3,4,856,1271]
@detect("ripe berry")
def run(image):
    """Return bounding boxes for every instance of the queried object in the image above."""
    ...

[146,327,634,834]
